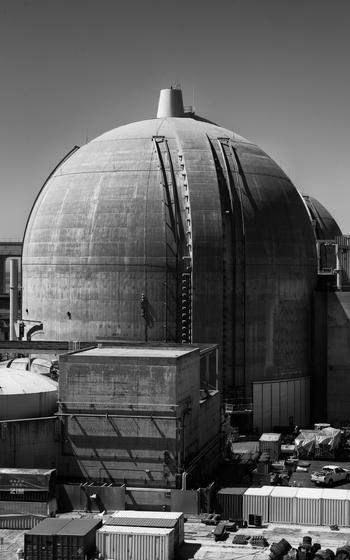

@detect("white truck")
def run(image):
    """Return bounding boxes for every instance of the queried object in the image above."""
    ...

[311,465,350,486]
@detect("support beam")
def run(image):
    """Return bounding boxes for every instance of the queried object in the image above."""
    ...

[0,256,6,294]
[9,258,18,341]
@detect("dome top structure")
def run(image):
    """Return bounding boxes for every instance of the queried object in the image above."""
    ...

[303,195,342,240]
[22,88,322,407]
[0,369,58,420]
[0,369,57,395]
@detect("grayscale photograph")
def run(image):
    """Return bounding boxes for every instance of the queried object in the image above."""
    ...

[0,1,350,559]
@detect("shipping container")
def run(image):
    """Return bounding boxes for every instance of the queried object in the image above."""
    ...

[269,486,298,523]
[110,510,184,546]
[321,489,350,527]
[295,488,323,525]
[56,518,102,560]
[259,433,282,461]
[24,518,73,560]
[97,525,175,560]
[216,487,247,520]
[0,514,45,530]
[242,486,273,524]
[0,500,50,516]
[0,469,56,498]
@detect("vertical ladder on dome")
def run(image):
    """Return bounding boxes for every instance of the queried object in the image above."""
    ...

[153,137,185,341]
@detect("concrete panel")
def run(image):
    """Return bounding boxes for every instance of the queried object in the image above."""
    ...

[198,392,220,449]
[171,489,199,515]
[56,346,216,486]
[125,488,171,511]
[0,418,58,469]
[57,484,125,513]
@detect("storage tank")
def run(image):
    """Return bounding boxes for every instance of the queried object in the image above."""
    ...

[0,368,58,420]
[22,87,321,408]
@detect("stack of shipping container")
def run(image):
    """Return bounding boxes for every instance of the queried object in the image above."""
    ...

[216,486,350,527]
[96,510,185,560]
[24,518,102,560]
[0,468,57,529]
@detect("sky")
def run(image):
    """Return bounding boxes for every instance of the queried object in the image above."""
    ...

[0,0,349,238]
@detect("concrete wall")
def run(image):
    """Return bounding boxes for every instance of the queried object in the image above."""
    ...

[0,390,58,421]
[327,292,350,424]
[58,483,125,513]
[312,291,328,422]
[198,391,220,449]
[0,417,58,468]
[58,348,206,486]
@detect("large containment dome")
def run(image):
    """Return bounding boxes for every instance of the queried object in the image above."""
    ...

[0,369,58,420]
[303,195,342,240]
[22,88,319,406]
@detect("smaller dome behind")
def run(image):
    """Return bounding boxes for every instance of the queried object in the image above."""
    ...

[0,369,58,420]
[303,195,342,240]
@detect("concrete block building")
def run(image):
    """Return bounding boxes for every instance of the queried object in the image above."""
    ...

[57,343,220,488]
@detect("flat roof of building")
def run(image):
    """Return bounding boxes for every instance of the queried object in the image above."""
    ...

[74,346,197,359]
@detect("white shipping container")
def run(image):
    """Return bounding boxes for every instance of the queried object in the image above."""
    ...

[111,510,183,519]
[259,433,282,461]
[110,510,184,545]
[242,486,273,524]
[269,486,298,523]
[97,525,175,560]
[321,489,350,527]
[295,488,323,525]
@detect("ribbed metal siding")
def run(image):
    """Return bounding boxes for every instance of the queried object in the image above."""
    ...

[259,439,281,462]
[253,377,310,432]
[269,488,298,523]
[321,490,350,527]
[0,514,43,530]
[295,489,322,525]
[0,500,48,515]
[96,527,174,560]
[216,488,246,519]
[242,488,272,523]
[105,517,177,528]
[110,510,184,545]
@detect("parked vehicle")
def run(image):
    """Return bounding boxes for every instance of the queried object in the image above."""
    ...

[311,465,350,486]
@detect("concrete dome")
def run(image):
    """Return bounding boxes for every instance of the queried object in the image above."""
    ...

[22,103,318,399]
[0,369,58,420]
[303,195,342,240]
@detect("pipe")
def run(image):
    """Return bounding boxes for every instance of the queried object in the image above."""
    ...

[9,258,18,341]
[0,256,6,294]
[57,412,177,420]
[61,400,178,409]
[180,436,221,491]
[335,244,342,290]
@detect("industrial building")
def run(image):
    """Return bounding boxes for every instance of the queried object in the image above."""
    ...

[1,86,350,504]
[57,343,220,488]
[21,86,339,431]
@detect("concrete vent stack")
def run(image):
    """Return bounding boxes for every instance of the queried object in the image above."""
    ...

[157,87,184,118]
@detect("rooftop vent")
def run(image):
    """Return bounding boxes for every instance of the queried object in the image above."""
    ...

[157,87,184,118]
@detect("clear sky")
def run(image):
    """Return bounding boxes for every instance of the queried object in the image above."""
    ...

[0,0,349,238]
